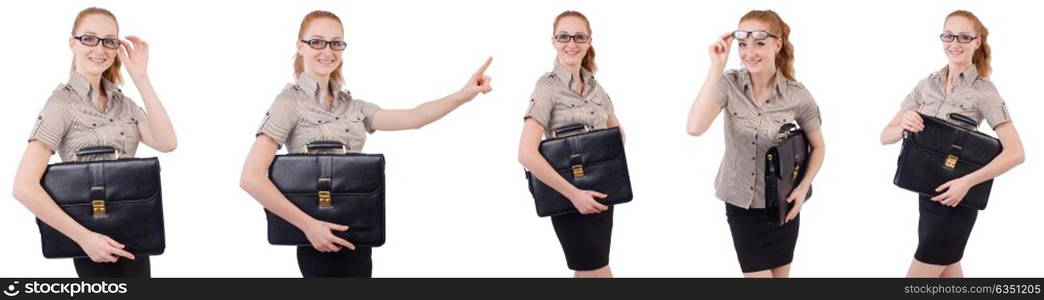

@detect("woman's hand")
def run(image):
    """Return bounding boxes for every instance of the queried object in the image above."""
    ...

[709,33,733,69]
[302,219,356,252]
[899,110,925,133]
[118,36,149,80]
[566,189,609,215]
[932,177,973,207]
[75,231,135,263]
[784,183,810,223]
[458,57,493,100]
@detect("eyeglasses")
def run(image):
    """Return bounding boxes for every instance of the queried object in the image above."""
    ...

[553,33,591,44]
[939,33,978,43]
[74,35,120,49]
[301,39,347,51]
[731,30,777,40]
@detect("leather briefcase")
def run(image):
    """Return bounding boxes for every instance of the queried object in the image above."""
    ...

[894,113,1002,210]
[38,146,165,258]
[525,124,632,217]
[765,123,812,225]
[266,141,386,247]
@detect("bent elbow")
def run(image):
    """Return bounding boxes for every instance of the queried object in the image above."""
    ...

[687,126,707,137]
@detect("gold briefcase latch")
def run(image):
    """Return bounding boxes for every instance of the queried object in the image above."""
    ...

[318,191,332,207]
[91,200,106,217]
[571,165,585,179]
[944,155,959,169]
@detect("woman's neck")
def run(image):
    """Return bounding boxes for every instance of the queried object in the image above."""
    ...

[749,68,776,92]
[947,62,973,81]
[307,73,331,94]
[76,70,103,95]
[559,60,585,93]
[76,69,107,109]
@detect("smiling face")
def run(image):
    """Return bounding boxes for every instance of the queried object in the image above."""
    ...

[297,17,344,81]
[735,20,782,75]
[69,13,118,79]
[552,16,591,69]
[942,15,981,67]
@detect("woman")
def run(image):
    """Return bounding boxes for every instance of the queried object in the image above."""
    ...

[518,11,621,278]
[879,10,1024,278]
[239,10,493,278]
[686,10,825,278]
[11,7,178,278]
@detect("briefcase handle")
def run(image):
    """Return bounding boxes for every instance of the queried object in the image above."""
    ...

[306,141,348,154]
[775,122,800,142]
[72,146,122,162]
[947,113,977,130]
[550,123,591,138]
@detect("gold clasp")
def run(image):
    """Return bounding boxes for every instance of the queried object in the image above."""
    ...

[91,200,106,217]
[791,165,801,180]
[571,165,585,179]
[318,191,332,207]
[944,155,959,169]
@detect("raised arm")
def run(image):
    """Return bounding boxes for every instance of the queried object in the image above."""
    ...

[119,36,177,152]
[372,57,493,131]
[687,33,733,136]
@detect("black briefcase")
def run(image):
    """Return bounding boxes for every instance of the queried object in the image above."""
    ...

[525,124,632,217]
[894,113,1002,210]
[765,123,812,225]
[37,146,165,258]
[266,141,386,247]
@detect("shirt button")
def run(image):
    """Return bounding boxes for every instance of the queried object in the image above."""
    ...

[752,157,755,160]
[758,113,762,116]
[109,119,114,122]
[335,117,340,120]
[38,116,42,120]
[120,132,125,136]
[750,187,754,190]
[590,111,594,115]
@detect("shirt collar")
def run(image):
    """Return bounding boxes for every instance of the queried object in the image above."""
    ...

[295,73,350,107]
[937,64,979,86]
[551,60,595,94]
[67,71,120,106]
[737,68,790,100]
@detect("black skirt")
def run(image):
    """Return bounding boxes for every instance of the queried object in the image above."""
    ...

[296,246,373,278]
[550,206,614,271]
[73,256,151,278]
[915,195,978,265]
[725,203,799,273]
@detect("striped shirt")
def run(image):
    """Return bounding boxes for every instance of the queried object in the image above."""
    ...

[28,72,148,162]
[524,61,616,137]
[713,69,822,209]
[256,74,381,154]
[900,65,1012,130]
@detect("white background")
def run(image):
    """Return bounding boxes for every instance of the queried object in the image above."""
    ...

[0,0,1039,277]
